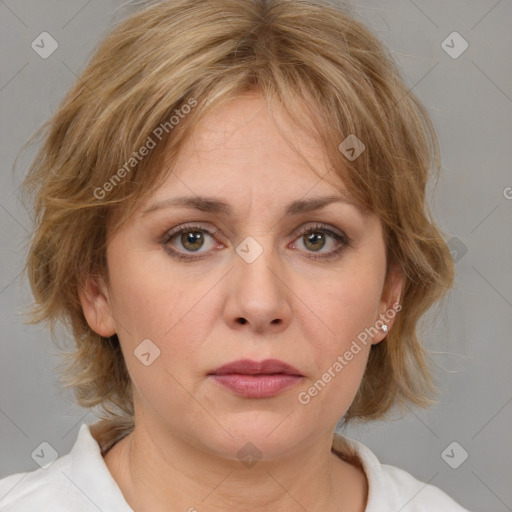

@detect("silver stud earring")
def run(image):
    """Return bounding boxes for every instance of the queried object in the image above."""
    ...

[381,324,388,333]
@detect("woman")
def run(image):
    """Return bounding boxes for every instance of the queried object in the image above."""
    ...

[0,0,470,510]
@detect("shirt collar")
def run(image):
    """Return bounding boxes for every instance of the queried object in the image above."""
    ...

[68,423,385,512]
[332,431,387,512]
[68,423,133,511]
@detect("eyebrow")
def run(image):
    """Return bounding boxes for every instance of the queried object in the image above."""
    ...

[142,193,366,217]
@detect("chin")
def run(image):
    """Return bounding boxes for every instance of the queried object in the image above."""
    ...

[192,411,311,462]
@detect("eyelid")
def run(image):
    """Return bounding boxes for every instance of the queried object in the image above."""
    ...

[161,222,221,262]
[161,221,351,261]
[161,222,220,244]
[288,223,351,260]
[292,222,350,244]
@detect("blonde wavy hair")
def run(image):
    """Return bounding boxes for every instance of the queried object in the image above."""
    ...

[21,0,454,441]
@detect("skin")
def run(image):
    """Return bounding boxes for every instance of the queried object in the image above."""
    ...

[80,92,403,512]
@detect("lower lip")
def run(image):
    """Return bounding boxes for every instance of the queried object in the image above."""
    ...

[209,374,303,398]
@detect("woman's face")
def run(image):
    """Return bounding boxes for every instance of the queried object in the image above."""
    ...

[82,93,402,460]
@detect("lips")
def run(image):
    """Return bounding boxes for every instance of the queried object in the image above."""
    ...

[209,358,302,376]
[208,359,303,398]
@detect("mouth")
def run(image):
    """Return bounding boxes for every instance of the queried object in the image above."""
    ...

[208,359,303,398]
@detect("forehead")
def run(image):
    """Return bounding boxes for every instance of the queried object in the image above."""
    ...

[145,93,356,211]
[199,94,325,161]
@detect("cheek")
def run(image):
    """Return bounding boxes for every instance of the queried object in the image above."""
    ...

[295,296,374,426]
[106,247,218,376]
[106,240,196,339]
[291,261,383,413]
[107,267,166,341]
[297,261,384,353]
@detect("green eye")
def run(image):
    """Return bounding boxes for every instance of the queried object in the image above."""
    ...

[303,231,327,252]
[162,222,350,262]
[291,224,350,261]
[163,224,218,261]
[180,231,206,251]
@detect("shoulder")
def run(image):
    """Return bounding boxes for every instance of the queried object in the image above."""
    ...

[0,452,78,511]
[0,423,132,512]
[375,462,469,511]
[332,433,471,512]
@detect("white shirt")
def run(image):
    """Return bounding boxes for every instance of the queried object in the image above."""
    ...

[0,423,470,511]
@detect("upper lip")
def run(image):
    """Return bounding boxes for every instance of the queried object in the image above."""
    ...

[209,359,302,376]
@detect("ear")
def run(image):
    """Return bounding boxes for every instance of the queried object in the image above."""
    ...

[78,274,117,337]
[372,263,404,345]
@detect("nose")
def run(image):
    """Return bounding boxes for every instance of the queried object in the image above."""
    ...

[223,241,292,334]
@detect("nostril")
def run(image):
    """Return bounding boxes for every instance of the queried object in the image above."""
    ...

[236,318,281,326]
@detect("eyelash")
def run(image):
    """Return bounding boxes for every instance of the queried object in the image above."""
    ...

[161,223,351,262]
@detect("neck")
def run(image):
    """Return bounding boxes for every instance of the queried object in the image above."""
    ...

[103,418,367,512]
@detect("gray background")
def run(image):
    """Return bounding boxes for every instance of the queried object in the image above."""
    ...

[1,1,511,510]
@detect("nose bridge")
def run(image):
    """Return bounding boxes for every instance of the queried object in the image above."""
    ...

[226,233,291,332]
[235,233,282,298]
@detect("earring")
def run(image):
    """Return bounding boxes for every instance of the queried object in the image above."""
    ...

[381,324,388,333]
